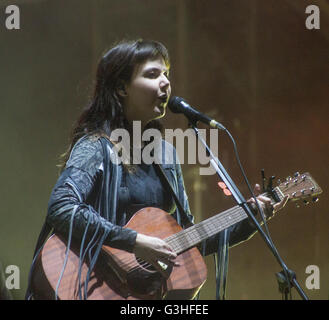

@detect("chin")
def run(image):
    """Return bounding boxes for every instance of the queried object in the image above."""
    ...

[143,118,164,133]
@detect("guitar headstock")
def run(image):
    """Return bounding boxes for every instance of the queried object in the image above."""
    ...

[276,172,322,205]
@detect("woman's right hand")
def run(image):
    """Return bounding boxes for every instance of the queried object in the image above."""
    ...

[133,233,179,277]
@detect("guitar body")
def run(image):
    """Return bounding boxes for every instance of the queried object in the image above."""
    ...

[31,171,322,300]
[31,207,207,300]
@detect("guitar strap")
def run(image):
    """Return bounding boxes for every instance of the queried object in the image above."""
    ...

[152,163,192,228]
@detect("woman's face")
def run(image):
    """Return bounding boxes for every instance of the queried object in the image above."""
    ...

[122,57,171,129]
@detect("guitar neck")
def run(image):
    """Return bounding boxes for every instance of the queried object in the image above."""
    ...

[165,205,247,254]
[165,187,284,254]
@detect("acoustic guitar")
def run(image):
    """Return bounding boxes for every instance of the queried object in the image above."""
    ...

[31,172,322,300]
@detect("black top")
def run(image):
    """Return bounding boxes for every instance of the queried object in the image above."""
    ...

[118,163,176,222]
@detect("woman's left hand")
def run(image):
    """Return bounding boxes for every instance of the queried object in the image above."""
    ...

[248,184,289,219]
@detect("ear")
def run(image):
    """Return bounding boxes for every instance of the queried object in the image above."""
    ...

[117,82,128,97]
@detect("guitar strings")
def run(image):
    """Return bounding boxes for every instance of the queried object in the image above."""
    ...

[114,184,304,274]
[124,181,312,275]
[111,187,289,275]
[125,205,243,272]
[169,206,244,252]
[124,187,281,271]
[123,206,245,274]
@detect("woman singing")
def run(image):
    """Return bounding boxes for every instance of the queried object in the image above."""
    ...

[26,39,287,300]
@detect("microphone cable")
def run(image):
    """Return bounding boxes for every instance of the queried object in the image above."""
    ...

[220,126,292,299]
[168,96,293,298]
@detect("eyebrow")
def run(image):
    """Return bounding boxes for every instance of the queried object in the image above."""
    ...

[143,67,169,74]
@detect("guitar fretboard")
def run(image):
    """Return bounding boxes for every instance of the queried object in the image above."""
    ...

[165,187,283,254]
[165,205,247,254]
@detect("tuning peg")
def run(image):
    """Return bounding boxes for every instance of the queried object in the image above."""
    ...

[268,175,275,190]
[261,169,266,192]
[293,172,300,177]
[312,197,319,203]
[284,176,291,186]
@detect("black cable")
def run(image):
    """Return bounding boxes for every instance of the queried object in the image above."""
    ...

[55,205,78,300]
[78,210,95,300]
[222,127,292,298]
[84,224,110,300]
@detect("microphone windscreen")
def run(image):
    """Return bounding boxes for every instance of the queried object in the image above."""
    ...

[168,96,185,113]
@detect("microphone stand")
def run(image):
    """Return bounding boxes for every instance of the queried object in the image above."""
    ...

[189,122,308,300]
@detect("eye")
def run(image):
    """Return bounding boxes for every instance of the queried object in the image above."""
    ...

[145,69,159,78]
[144,68,170,80]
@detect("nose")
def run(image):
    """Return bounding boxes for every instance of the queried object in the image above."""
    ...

[160,74,170,91]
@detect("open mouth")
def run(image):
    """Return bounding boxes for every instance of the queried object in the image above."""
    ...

[158,94,168,104]
[155,95,168,113]
[151,94,168,118]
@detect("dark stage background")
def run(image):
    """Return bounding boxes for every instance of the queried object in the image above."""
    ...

[0,0,328,300]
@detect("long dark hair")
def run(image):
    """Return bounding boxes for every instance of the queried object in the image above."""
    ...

[59,39,170,171]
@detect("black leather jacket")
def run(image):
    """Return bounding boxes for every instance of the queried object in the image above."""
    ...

[47,134,257,255]
[26,134,258,299]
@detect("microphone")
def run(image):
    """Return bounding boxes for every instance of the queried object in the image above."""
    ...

[168,96,226,130]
